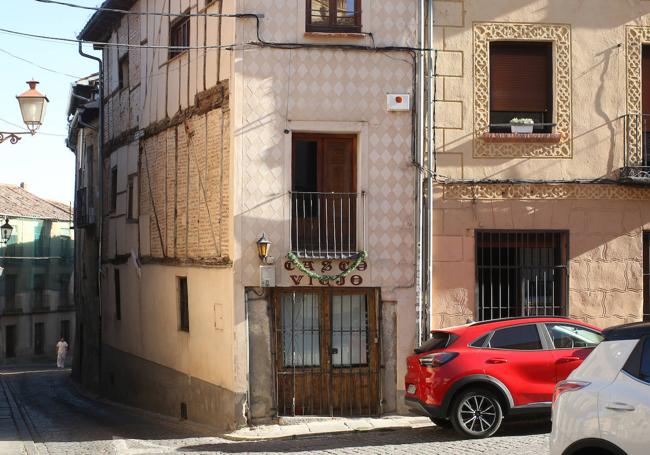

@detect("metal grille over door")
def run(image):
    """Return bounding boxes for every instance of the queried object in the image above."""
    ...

[273,289,380,417]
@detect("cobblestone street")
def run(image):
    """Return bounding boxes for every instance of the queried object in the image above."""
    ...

[1,366,550,455]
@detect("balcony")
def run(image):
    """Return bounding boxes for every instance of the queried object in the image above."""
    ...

[290,192,365,259]
[620,114,650,185]
[74,187,95,227]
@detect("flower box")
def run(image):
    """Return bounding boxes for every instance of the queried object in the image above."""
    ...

[509,118,535,134]
[510,124,534,134]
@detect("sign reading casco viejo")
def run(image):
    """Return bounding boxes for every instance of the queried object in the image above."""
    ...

[284,259,368,286]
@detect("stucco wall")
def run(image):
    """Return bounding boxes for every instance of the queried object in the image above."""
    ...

[431,0,650,179]
[432,187,650,328]
[231,0,419,414]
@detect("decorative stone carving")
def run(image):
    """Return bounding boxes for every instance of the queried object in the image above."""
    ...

[473,23,572,158]
[625,26,650,166]
[443,183,650,200]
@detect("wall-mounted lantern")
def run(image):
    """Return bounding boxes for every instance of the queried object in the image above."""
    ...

[1,218,13,244]
[257,232,272,263]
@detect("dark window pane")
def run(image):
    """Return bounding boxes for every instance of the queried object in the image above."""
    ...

[179,277,189,331]
[641,338,650,381]
[114,269,121,321]
[470,333,490,348]
[34,322,44,355]
[415,331,457,353]
[489,324,543,350]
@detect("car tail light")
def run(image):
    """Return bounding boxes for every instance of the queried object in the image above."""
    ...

[418,352,458,368]
[552,380,590,404]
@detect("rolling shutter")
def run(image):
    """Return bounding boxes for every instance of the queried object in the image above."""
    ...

[490,42,552,113]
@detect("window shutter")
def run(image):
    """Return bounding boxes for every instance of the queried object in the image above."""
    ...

[490,42,552,113]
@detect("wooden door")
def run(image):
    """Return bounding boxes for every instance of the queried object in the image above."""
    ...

[273,288,380,416]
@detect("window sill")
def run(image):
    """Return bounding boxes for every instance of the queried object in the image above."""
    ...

[481,132,562,144]
[304,32,366,39]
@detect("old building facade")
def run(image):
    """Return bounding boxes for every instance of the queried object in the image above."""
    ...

[67,74,101,389]
[70,0,650,431]
[428,1,650,329]
[73,0,418,429]
[0,184,74,365]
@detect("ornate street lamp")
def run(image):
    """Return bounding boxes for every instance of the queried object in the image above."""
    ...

[0,80,49,145]
[0,218,13,244]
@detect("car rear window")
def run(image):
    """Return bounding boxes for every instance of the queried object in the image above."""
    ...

[415,332,458,354]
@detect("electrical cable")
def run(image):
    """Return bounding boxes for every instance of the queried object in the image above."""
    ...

[0,26,248,50]
[35,0,253,18]
[0,47,81,78]
[0,118,66,137]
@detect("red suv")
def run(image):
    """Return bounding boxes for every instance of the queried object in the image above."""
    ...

[405,317,602,438]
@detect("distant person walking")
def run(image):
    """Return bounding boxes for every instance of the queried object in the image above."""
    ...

[56,337,68,368]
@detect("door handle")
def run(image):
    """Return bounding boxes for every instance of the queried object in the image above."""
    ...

[606,402,635,412]
[486,358,508,364]
[556,356,581,364]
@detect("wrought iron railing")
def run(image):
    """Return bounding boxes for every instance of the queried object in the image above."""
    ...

[290,191,366,259]
[74,187,95,227]
[622,113,650,182]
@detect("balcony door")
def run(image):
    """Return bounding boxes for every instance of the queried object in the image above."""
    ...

[292,134,357,257]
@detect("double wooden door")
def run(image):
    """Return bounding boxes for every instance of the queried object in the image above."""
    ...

[273,288,380,416]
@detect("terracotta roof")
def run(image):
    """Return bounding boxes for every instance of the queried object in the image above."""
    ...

[0,184,71,221]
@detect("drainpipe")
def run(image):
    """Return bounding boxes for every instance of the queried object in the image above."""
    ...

[426,0,435,339]
[78,42,104,386]
[415,0,426,346]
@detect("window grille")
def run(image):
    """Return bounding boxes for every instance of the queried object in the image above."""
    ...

[476,231,568,321]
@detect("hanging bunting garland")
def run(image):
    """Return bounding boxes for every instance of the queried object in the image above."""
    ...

[287,250,368,282]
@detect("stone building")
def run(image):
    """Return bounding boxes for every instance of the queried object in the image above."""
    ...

[72,0,418,430]
[427,1,650,329]
[0,183,74,364]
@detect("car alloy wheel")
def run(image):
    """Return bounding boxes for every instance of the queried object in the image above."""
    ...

[450,388,503,438]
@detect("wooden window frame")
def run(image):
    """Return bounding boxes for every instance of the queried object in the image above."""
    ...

[169,13,190,60]
[178,277,189,332]
[306,0,362,33]
[118,53,129,90]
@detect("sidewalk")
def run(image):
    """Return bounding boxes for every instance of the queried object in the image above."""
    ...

[223,415,433,441]
[0,374,32,455]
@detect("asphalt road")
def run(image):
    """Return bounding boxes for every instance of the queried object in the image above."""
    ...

[0,366,550,454]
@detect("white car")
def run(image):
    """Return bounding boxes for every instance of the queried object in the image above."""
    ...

[550,322,650,455]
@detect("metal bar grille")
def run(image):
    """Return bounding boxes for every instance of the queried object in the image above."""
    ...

[476,231,568,321]
[290,192,364,259]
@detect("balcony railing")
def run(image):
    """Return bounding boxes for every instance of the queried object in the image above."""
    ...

[74,187,95,227]
[290,191,366,259]
[621,114,650,183]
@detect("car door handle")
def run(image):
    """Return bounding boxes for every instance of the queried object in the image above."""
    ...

[606,402,635,412]
[486,358,508,364]
[556,356,581,364]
